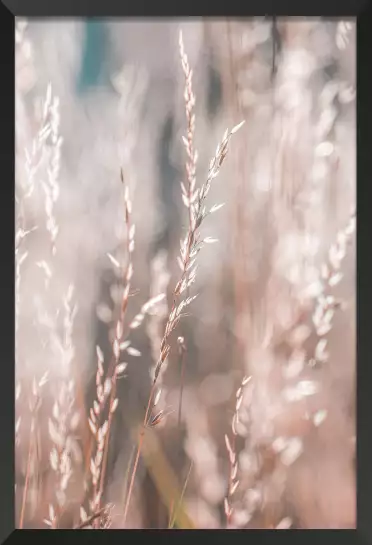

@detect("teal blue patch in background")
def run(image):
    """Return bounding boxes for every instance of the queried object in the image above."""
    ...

[77,20,109,93]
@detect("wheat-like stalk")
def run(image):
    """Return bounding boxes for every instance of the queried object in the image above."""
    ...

[224,375,251,526]
[179,31,198,235]
[84,171,134,524]
[19,373,49,528]
[122,32,244,526]
[310,209,355,368]
[84,171,167,526]
[44,286,79,527]
[41,85,61,257]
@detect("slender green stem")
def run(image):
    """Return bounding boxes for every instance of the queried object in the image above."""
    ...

[169,461,193,529]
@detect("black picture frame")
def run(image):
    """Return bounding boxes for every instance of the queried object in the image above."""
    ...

[2,1,370,544]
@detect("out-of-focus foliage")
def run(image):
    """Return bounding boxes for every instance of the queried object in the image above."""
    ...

[15,18,355,529]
